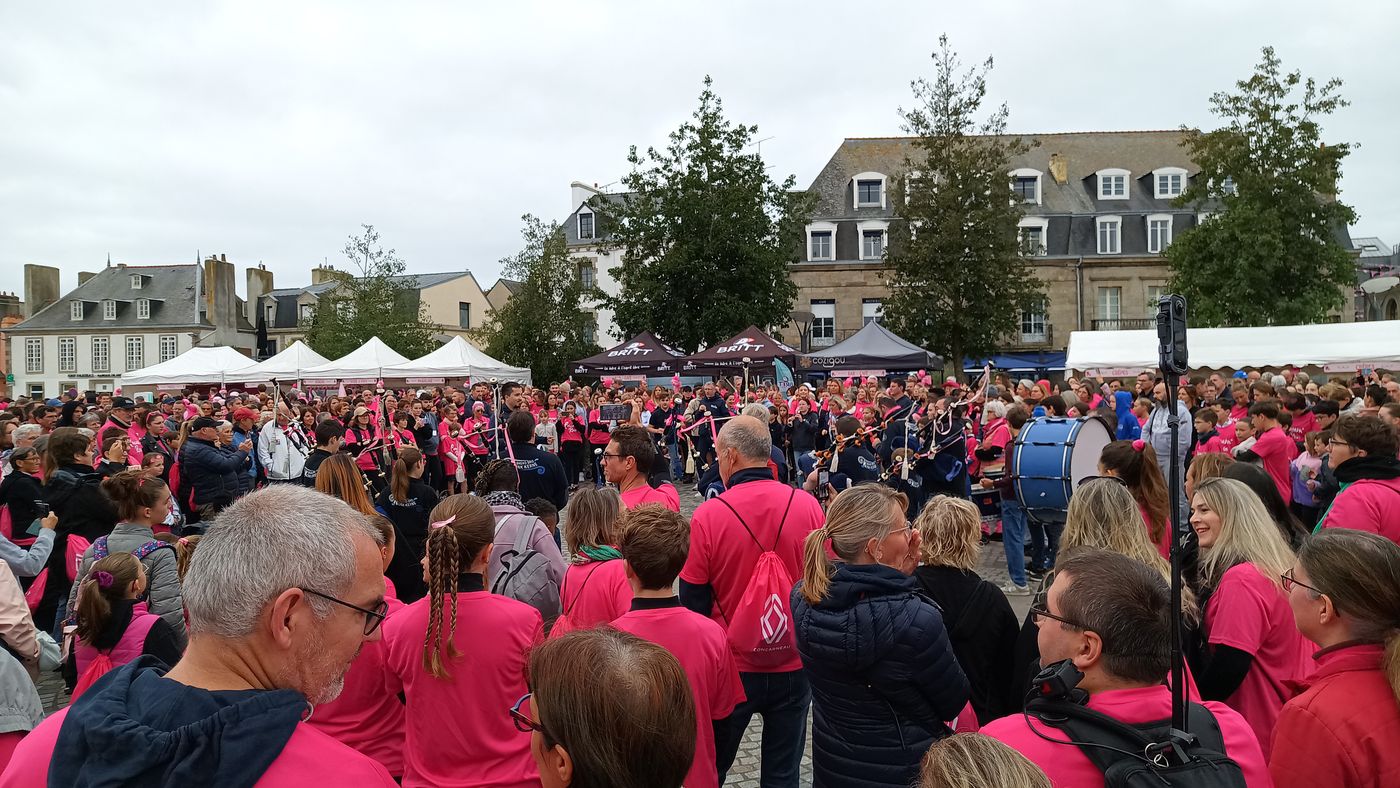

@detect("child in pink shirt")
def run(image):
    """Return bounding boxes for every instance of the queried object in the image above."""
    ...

[611,505,745,788]
[382,495,543,788]
[553,487,632,635]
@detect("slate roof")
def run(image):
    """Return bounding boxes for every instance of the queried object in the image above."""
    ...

[11,264,202,332]
[1353,237,1393,258]
[808,131,1204,220]
[563,191,626,246]
[498,279,524,294]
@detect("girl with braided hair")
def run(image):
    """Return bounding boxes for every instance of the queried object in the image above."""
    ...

[382,493,542,787]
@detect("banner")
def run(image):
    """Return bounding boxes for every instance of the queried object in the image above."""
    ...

[774,358,795,392]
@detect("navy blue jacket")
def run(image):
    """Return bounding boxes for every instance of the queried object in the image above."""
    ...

[792,563,969,788]
[178,437,249,509]
[51,657,307,787]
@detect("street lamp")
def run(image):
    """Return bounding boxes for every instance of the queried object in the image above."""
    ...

[789,309,814,354]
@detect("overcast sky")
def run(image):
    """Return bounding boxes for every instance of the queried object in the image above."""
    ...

[3,1,1397,300]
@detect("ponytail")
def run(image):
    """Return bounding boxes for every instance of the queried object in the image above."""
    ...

[800,528,833,605]
[392,446,423,503]
[100,469,168,522]
[74,553,142,644]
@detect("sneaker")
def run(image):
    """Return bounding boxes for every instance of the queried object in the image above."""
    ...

[1026,567,1048,582]
[1000,582,1031,597]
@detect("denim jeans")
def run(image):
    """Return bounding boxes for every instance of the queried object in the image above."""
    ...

[1000,497,1028,586]
[669,442,684,480]
[795,451,816,480]
[715,669,811,788]
[1027,519,1064,572]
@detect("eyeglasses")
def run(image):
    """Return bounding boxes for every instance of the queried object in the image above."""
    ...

[599,452,625,462]
[298,588,388,636]
[1281,568,1323,596]
[510,693,546,735]
[1030,605,1088,631]
[1327,438,1350,448]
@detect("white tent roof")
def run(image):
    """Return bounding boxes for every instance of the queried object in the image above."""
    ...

[300,336,411,380]
[119,346,257,387]
[382,336,532,385]
[228,341,331,382]
[1066,320,1400,372]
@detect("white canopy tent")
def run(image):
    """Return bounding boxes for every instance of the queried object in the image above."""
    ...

[300,336,411,382]
[1066,320,1400,372]
[227,340,331,382]
[119,346,259,388]
[382,336,533,385]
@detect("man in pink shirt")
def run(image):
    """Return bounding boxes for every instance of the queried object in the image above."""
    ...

[1238,401,1295,505]
[680,416,824,788]
[0,485,397,787]
[982,549,1271,787]
[605,424,680,512]
[613,504,744,788]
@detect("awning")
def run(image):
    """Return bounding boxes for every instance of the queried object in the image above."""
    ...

[681,326,798,372]
[119,346,258,387]
[300,336,410,381]
[963,351,1068,373]
[1066,320,1400,371]
[383,336,532,385]
[571,332,687,376]
[800,322,942,372]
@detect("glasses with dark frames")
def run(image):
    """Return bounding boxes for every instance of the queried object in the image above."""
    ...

[510,693,546,735]
[298,588,388,636]
[1281,568,1323,596]
[1030,605,1089,631]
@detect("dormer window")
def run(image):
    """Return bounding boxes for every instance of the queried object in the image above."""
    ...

[852,172,888,209]
[1153,167,1188,199]
[1010,168,1043,204]
[1220,176,1237,196]
[806,222,838,261]
[130,274,145,289]
[1096,168,1130,201]
[70,301,84,321]
[136,298,151,320]
[102,300,117,320]
[578,210,595,240]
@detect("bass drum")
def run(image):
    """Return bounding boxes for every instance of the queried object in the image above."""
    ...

[1008,416,1113,524]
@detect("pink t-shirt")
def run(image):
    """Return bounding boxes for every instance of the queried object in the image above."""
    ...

[1251,427,1295,505]
[1287,411,1317,445]
[0,708,397,787]
[556,559,633,632]
[680,479,825,673]
[558,416,584,443]
[1205,562,1312,759]
[619,482,680,512]
[982,685,1271,788]
[614,605,746,788]
[383,590,543,788]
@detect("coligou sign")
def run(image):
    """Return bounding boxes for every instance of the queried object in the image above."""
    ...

[607,341,653,358]
[715,337,765,354]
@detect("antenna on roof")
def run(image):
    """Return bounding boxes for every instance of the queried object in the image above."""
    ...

[106,253,111,268]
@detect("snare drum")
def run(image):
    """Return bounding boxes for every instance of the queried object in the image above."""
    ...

[1008,416,1113,524]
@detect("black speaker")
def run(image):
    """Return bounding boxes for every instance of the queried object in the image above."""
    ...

[1157,295,1188,375]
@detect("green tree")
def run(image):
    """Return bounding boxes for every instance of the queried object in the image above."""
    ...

[883,36,1043,380]
[474,215,598,385]
[303,224,439,361]
[1168,47,1356,326]
[594,76,814,353]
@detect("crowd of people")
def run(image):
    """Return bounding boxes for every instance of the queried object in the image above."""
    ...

[0,364,1392,786]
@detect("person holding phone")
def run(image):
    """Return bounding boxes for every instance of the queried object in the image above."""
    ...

[0,449,56,577]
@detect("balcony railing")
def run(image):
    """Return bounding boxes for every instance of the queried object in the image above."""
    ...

[1091,318,1154,330]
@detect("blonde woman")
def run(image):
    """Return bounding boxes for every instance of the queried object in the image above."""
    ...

[1190,477,1311,759]
[793,484,969,788]
[552,485,629,633]
[919,733,1050,788]
[913,496,1019,723]
[1185,451,1234,500]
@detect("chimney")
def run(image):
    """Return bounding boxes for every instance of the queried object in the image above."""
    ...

[1048,153,1068,185]
[311,264,343,285]
[246,265,275,323]
[203,256,239,333]
[22,264,60,319]
[77,271,97,285]
[570,180,600,213]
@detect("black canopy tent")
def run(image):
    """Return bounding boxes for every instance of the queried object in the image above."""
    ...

[798,321,943,373]
[680,325,799,373]
[570,332,687,376]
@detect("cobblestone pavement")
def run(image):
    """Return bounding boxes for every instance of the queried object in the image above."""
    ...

[34,483,1034,788]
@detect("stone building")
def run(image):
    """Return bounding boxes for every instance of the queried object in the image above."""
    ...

[781,131,1343,361]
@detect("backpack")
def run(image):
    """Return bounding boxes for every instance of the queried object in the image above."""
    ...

[1026,696,1248,787]
[714,489,799,668]
[490,514,561,623]
[91,535,173,564]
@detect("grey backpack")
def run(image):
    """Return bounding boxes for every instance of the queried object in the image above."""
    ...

[490,514,561,622]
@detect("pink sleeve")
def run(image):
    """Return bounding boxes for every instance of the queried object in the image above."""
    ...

[1205,567,1273,655]
[1319,486,1379,534]
[679,512,710,585]
[713,646,745,719]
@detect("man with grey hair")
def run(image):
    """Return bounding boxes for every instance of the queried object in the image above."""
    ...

[2,485,397,785]
[10,424,42,453]
[680,415,825,788]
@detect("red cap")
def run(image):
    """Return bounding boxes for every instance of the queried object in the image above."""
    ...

[232,407,258,422]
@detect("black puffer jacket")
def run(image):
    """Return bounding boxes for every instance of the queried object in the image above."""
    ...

[792,563,969,788]
[38,464,119,629]
[178,438,248,510]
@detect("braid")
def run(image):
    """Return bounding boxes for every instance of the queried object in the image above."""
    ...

[421,526,463,679]
[474,458,516,496]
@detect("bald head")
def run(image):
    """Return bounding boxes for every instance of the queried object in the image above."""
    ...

[717,415,771,462]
